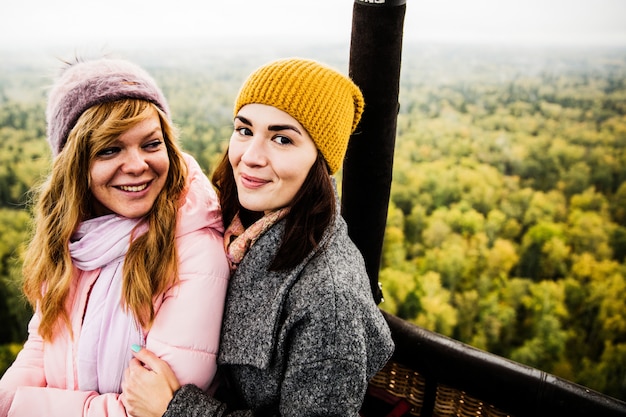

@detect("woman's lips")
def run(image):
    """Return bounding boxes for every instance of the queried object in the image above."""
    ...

[116,180,151,193]
[240,173,269,189]
[118,183,148,192]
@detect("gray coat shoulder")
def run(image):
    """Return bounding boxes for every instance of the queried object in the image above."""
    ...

[282,216,394,379]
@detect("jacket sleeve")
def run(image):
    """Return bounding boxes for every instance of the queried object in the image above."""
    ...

[1,314,128,416]
[0,313,45,417]
[162,340,367,417]
[146,227,230,391]
[164,384,233,417]
[166,363,365,417]
[8,388,125,416]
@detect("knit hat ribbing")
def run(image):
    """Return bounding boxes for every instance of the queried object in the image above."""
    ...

[234,58,364,174]
[46,58,170,157]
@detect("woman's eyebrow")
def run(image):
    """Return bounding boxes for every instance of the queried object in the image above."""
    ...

[235,115,302,135]
[268,124,302,135]
[234,115,252,125]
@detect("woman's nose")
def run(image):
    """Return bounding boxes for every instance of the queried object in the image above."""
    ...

[121,149,149,173]
[240,137,267,166]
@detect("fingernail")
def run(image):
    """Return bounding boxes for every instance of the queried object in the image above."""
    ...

[131,344,141,352]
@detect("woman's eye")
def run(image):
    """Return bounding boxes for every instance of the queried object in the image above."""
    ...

[144,140,163,150]
[273,135,292,145]
[236,127,252,136]
[97,147,119,157]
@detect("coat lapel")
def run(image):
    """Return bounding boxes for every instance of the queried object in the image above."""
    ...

[218,221,315,369]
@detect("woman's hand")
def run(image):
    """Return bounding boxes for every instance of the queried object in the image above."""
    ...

[121,346,181,417]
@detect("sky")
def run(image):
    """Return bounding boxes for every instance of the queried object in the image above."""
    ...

[2,0,626,50]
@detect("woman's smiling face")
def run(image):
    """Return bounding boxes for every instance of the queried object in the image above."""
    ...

[89,108,169,218]
[229,103,318,214]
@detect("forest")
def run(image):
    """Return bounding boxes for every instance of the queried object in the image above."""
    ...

[1,42,625,400]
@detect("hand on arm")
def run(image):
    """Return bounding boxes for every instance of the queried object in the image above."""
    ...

[122,347,181,417]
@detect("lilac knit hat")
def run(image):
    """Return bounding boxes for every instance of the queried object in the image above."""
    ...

[46,58,170,157]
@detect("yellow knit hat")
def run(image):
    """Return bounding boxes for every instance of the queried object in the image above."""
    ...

[234,58,365,174]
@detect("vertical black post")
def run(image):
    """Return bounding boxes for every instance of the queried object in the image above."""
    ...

[343,0,406,303]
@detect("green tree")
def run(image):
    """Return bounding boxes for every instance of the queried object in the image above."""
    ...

[511,280,569,372]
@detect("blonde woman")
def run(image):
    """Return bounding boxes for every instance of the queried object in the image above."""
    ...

[0,58,229,416]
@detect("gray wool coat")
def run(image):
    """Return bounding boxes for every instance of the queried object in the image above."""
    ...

[163,210,394,417]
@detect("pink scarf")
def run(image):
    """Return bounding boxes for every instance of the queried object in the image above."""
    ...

[224,209,289,272]
[70,214,147,394]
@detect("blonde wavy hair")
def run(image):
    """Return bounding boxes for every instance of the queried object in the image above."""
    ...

[23,99,187,342]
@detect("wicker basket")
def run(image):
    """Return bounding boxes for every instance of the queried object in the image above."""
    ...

[365,360,511,417]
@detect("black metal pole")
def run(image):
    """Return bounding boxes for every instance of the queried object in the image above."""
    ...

[343,0,406,303]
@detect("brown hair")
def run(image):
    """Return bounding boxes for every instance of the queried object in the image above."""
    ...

[23,99,187,341]
[212,151,335,271]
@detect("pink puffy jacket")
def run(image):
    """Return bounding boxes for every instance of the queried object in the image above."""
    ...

[0,154,230,416]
